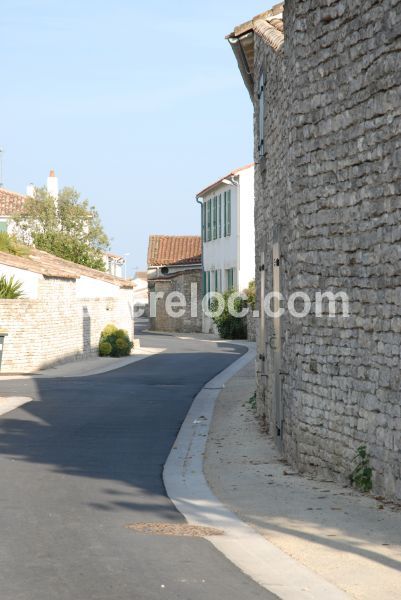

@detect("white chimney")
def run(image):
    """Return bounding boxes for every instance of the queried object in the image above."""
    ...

[47,169,59,199]
[26,183,35,197]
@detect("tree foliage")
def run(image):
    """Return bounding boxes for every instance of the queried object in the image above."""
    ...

[13,187,109,271]
[0,232,29,257]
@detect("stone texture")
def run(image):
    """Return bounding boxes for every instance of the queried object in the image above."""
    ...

[253,0,401,500]
[0,277,134,373]
[148,269,202,333]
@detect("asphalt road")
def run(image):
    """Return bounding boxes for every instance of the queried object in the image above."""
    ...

[0,332,276,600]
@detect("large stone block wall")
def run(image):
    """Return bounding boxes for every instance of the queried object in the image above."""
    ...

[148,270,202,333]
[0,276,134,373]
[254,0,401,499]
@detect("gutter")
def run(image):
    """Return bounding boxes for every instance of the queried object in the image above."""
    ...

[227,33,254,100]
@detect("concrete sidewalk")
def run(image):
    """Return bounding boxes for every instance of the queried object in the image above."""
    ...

[204,362,401,600]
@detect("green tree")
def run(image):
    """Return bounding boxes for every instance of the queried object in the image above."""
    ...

[13,187,109,271]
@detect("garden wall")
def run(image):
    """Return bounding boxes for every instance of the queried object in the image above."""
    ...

[0,275,134,373]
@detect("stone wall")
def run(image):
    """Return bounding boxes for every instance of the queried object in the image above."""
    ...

[254,0,401,499]
[148,269,202,333]
[0,276,134,373]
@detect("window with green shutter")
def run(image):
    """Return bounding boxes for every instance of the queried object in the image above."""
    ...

[0,221,7,233]
[214,270,218,292]
[218,194,222,238]
[213,196,217,239]
[226,268,234,290]
[223,192,227,237]
[207,200,212,241]
[226,190,231,236]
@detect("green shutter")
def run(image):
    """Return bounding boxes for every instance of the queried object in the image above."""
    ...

[202,271,207,295]
[207,200,212,241]
[223,192,226,237]
[213,196,217,239]
[218,195,222,238]
[215,270,218,291]
[0,221,8,233]
[227,190,231,236]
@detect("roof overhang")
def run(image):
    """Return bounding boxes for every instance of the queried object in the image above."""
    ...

[226,3,284,100]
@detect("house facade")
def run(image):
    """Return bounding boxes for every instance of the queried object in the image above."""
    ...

[196,164,255,332]
[147,235,202,333]
[228,1,401,500]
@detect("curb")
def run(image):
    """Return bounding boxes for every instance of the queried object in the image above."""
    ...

[163,346,349,600]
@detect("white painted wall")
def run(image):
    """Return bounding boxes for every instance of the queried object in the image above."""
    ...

[201,165,255,293]
[0,264,40,299]
[76,275,122,299]
[237,166,255,291]
[133,276,148,305]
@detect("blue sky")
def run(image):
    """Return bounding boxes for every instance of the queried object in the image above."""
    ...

[1,0,272,272]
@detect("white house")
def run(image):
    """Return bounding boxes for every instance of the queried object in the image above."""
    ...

[196,164,255,333]
[196,162,254,289]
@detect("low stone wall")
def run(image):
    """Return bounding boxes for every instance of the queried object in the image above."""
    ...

[148,269,202,333]
[0,276,134,373]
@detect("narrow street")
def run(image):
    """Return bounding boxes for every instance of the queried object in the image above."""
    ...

[0,332,275,600]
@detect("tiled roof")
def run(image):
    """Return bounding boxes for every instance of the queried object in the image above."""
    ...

[0,188,26,217]
[0,247,134,288]
[226,3,284,96]
[147,235,202,267]
[196,163,254,198]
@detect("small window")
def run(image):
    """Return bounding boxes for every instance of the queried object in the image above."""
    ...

[226,268,234,290]
[224,190,231,237]
[161,266,169,275]
[258,71,265,158]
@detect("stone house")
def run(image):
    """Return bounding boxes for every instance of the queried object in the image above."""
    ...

[228,1,401,499]
[0,247,135,373]
[196,164,255,334]
[147,235,202,332]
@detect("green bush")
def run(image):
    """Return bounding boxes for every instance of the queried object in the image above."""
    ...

[99,324,133,357]
[210,289,247,340]
[350,445,373,492]
[244,279,256,310]
[99,341,112,356]
[0,274,24,299]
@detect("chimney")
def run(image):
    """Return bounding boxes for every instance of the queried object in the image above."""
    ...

[47,169,59,199]
[26,183,35,197]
